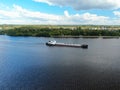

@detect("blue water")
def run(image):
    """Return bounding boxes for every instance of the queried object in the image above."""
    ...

[0,35,120,90]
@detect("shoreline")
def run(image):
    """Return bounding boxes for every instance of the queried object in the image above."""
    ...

[52,36,120,38]
[0,35,120,38]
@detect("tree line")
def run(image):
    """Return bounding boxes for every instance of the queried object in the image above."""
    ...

[0,26,120,37]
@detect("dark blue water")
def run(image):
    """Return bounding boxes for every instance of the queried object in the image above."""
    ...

[0,35,120,90]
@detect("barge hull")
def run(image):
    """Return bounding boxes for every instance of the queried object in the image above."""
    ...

[46,43,88,48]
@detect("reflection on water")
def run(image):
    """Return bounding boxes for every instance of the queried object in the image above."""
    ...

[0,35,120,90]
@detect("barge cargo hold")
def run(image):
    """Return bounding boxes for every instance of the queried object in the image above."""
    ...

[46,41,88,48]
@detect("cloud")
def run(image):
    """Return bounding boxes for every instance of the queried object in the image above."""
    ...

[113,11,120,17]
[13,5,60,21]
[62,12,109,25]
[0,4,116,25]
[33,0,120,10]
[64,10,70,17]
[0,4,61,24]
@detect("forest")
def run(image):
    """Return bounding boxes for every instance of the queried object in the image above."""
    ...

[0,26,120,37]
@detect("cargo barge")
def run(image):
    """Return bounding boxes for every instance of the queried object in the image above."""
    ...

[46,41,88,48]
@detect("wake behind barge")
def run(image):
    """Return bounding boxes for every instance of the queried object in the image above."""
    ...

[46,41,88,48]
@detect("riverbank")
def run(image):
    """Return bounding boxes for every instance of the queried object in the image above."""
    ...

[52,36,120,38]
[0,34,119,39]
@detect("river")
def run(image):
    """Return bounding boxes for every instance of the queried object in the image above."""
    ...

[0,35,120,90]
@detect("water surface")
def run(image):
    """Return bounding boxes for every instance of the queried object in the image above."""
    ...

[0,35,120,90]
